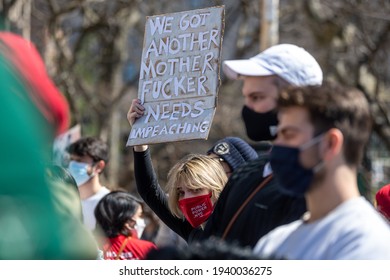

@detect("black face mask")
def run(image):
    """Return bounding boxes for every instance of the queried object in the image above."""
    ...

[241,105,278,141]
[270,134,325,198]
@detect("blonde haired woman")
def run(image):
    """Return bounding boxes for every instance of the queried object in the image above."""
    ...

[133,149,227,244]
[128,99,228,244]
[167,154,226,228]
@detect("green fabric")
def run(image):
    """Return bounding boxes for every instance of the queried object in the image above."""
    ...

[0,53,96,259]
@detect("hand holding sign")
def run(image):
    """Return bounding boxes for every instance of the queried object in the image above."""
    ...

[127,99,145,127]
[127,99,148,152]
[126,6,225,146]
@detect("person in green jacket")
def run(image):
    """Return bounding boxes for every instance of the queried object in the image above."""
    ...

[0,31,97,259]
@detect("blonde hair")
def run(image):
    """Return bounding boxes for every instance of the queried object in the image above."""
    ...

[167,154,228,218]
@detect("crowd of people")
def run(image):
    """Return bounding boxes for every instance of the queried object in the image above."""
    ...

[1,30,390,260]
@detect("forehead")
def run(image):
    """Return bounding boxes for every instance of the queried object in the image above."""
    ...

[176,185,195,192]
[176,174,205,189]
[242,75,278,96]
[277,107,314,135]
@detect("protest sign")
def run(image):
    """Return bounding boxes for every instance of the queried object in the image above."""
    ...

[127,6,225,146]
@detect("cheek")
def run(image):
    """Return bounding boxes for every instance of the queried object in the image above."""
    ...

[198,189,210,197]
[86,166,93,175]
[178,192,196,200]
[299,147,321,168]
[210,196,216,205]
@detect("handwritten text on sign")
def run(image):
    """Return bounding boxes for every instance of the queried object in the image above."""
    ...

[127,6,224,146]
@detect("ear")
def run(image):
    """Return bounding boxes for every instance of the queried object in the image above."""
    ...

[322,128,343,160]
[124,220,136,231]
[94,160,105,174]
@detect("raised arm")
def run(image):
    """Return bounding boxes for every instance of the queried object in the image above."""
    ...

[127,99,193,241]
[127,99,148,152]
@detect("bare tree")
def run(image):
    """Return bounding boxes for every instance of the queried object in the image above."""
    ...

[3,0,390,194]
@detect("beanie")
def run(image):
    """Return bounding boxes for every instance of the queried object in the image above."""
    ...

[207,137,258,171]
[376,184,390,220]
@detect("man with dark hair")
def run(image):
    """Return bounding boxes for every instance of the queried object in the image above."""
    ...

[254,82,390,259]
[67,137,110,230]
[200,44,322,248]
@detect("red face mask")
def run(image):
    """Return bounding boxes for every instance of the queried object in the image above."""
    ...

[178,193,213,228]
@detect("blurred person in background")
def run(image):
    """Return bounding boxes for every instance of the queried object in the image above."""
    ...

[94,191,157,260]
[45,164,84,223]
[375,184,390,222]
[0,31,97,259]
[67,137,111,231]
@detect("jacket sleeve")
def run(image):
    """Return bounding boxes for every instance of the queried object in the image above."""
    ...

[133,148,194,242]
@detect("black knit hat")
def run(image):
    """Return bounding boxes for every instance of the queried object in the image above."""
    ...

[207,137,258,171]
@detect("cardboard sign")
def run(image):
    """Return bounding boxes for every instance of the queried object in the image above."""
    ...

[52,124,81,166]
[127,6,225,146]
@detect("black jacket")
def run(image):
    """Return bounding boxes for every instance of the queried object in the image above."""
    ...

[199,154,307,248]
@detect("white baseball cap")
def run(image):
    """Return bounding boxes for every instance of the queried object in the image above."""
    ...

[223,44,323,86]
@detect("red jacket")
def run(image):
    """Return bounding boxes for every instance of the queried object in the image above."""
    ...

[103,234,157,260]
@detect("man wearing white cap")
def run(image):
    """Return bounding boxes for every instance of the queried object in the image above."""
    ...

[224,43,323,141]
[199,44,323,248]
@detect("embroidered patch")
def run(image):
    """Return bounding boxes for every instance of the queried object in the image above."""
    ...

[213,142,230,155]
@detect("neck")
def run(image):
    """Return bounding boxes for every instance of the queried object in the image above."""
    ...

[305,164,360,222]
[79,176,103,200]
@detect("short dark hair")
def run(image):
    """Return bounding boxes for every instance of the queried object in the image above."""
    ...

[94,191,141,238]
[278,81,372,166]
[67,137,109,163]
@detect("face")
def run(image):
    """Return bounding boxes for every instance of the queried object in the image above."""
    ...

[274,107,321,168]
[125,205,144,236]
[208,153,232,177]
[241,75,279,113]
[69,154,105,176]
[132,205,143,221]
[177,185,210,201]
[69,154,95,175]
